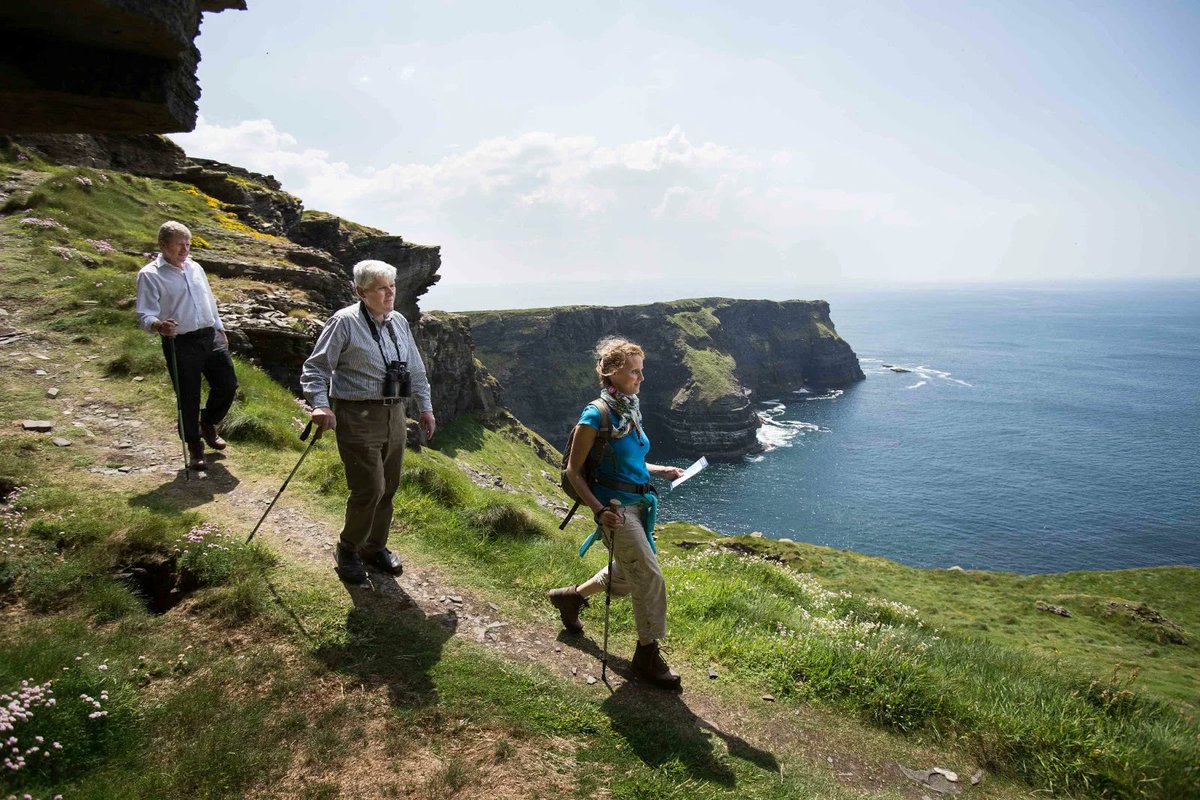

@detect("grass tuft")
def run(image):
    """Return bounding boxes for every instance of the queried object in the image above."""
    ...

[402,459,471,507]
[462,498,549,541]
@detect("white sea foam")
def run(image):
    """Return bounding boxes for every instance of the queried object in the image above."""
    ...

[756,403,828,451]
[879,361,973,389]
[795,388,843,401]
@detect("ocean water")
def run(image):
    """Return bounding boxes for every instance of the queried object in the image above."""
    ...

[654,282,1200,574]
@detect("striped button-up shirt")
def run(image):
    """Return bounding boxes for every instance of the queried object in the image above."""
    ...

[301,302,433,413]
[135,255,225,334]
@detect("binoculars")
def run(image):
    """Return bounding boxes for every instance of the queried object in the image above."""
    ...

[384,360,411,399]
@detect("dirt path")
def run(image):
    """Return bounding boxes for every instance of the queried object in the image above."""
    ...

[3,327,980,800]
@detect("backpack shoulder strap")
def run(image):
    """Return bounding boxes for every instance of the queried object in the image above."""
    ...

[589,399,612,440]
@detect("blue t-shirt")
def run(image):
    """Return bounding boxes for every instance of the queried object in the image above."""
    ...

[579,402,651,505]
[575,401,660,557]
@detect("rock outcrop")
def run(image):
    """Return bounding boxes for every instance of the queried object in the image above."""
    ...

[417,313,501,421]
[287,211,441,322]
[0,0,245,133]
[467,299,864,460]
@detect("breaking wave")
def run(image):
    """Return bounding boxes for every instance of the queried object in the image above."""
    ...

[755,400,828,452]
[877,362,973,389]
[794,388,844,401]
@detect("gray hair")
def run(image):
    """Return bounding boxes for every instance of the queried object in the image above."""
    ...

[157,220,191,247]
[352,260,397,290]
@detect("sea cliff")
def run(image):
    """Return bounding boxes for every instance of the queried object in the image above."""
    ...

[466,298,864,460]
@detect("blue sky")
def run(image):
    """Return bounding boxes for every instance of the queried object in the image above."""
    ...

[174,1,1200,309]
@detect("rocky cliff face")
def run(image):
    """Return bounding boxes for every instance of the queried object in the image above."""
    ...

[467,299,864,461]
[417,313,501,420]
[0,0,245,133]
[4,133,497,426]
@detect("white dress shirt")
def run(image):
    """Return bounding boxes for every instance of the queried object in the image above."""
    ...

[135,255,224,335]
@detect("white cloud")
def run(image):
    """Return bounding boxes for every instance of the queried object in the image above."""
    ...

[169,117,957,289]
[172,119,764,222]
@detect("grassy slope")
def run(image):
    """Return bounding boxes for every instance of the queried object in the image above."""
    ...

[2,148,1198,799]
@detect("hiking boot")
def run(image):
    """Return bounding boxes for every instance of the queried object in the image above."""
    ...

[548,586,588,634]
[631,641,682,691]
[200,421,227,450]
[363,547,403,576]
[187,441,207,471]
[334,545,368,584]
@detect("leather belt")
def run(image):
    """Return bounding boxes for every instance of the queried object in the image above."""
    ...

[337,397,405,406]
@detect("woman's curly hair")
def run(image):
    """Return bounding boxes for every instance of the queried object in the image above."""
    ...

[594,337,644,386]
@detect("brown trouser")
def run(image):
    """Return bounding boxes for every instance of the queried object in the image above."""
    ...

[589,503,667,643]
[332,399,407,554]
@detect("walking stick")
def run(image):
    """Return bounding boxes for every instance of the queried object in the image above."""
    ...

[600,498,620,685]
[246,421,324,543]
[165,337,189,481]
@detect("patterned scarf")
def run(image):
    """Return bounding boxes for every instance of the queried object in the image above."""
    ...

[598,385,644,442]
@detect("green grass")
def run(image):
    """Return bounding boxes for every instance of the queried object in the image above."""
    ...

[679,345,739,404]
[4,143,1199,800]
[689,532,1200,712]
[667,307,721,342]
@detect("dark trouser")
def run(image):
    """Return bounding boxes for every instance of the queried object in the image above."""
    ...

[331,398,407,554]
[162,328,238,445]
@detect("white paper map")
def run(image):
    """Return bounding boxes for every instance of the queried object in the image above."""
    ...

[670,456,709,491]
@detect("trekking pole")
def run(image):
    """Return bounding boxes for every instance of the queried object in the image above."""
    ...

[600,498,620,685]
[165,337,189,482]
[246,421,324,543]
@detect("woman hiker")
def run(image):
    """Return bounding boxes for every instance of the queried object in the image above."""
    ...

[547,337,685,690]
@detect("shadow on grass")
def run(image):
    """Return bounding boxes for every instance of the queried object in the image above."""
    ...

[315,574,456,709]
[601,679,779,787]
[127,459,241,512]
[558,631,780,786]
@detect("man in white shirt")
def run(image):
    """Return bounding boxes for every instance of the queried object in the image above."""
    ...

[135,221,239,471]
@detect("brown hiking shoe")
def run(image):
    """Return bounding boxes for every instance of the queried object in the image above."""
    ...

[548,586,588,633]
[200,421,227,450]
[187,441,207,471]
[632,641,682,691]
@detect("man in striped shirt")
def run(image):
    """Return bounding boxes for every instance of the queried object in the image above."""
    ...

[301,260,436,583]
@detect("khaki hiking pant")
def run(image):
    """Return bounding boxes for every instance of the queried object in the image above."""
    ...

[332,398,407,555]
[589,503,667,643]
